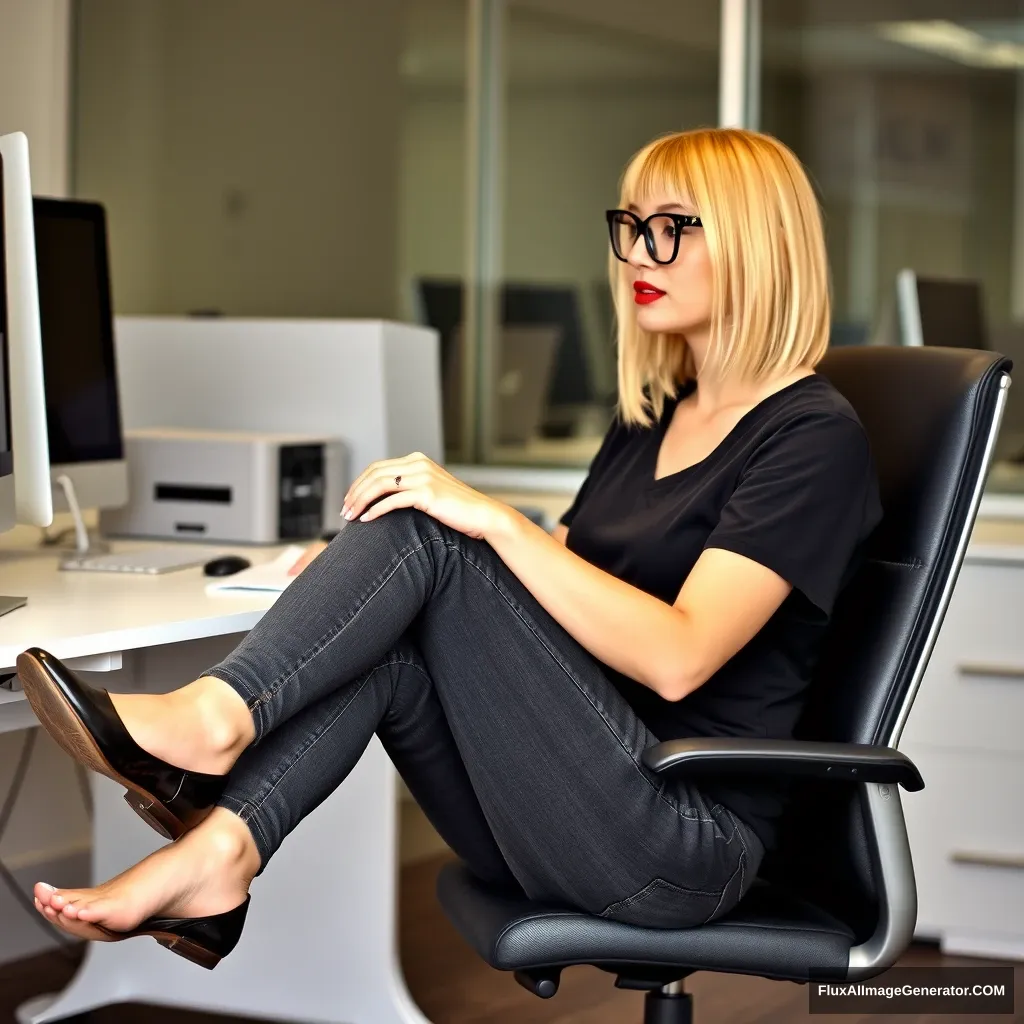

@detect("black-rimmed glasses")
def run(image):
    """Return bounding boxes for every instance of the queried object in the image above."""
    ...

[606,209,702,265]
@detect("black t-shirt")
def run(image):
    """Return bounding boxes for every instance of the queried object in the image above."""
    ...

[559,373,883,851]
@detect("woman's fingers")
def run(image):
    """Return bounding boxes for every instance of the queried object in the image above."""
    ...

[344,468,429,521]
[356,491,419,522]
[343,453,434,514]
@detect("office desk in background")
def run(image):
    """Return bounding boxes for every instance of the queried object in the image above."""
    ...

[0,528,428,1024]
[899,517,1024,961]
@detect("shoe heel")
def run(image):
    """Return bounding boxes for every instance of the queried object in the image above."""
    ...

[157,935,222,970]
[122,790,182,840]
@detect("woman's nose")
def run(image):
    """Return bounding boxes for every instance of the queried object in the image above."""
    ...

[626,233,654,270]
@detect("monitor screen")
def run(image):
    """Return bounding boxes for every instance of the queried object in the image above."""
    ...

[915,276,987,350]
[33,198,123,465]
[0,156,12,479]
[417,278,593,409]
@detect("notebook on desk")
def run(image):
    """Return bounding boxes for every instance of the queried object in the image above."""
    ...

[205,546,307,595]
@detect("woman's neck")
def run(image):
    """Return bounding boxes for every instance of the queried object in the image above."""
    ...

[686,366,814,415]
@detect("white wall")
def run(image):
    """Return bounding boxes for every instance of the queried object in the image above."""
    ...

[74,0,405,318]
[0,0,71,195]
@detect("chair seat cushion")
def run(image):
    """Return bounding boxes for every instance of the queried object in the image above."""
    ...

[437,863,856,983]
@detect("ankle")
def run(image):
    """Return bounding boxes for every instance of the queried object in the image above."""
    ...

[192,809,261,885]
[184,678,255,770]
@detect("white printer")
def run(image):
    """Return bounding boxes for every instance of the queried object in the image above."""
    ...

[100,428,347,544]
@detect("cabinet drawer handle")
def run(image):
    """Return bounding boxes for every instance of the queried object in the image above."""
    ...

[957,662,1024,680]
[950,850,1024,870]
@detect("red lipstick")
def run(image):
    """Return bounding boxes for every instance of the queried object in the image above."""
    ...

[633,281,666,305]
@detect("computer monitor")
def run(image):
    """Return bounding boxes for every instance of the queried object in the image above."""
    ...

[895,269,987,350]
[0,132,51,529]
[0,154,14,534]
[33,197,128,511]
[893,268,1024,462]
[417,278,594,435]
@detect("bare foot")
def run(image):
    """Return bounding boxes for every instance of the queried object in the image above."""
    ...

[33,809,259,943]
[107,675,255,777]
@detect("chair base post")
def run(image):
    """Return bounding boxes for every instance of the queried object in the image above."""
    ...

[644,985,693,1024]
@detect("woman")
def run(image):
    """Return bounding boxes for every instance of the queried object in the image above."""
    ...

[19,127,882,968]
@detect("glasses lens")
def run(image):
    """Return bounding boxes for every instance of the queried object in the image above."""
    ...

[647,215,679,263]
[611,212,639,261]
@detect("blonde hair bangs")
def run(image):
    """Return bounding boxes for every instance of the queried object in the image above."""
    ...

[612,128,831,428]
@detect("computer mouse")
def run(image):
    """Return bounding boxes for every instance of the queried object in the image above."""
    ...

[203,555,252,577]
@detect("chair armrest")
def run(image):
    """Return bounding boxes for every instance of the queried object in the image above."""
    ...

[642,737,924,792]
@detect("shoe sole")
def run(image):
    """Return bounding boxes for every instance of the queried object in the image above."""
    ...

[16,652,186,841]
[96,925,222,969]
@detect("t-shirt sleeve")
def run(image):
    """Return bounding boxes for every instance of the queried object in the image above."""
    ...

[703,412,879,617]
[559,416,624,529]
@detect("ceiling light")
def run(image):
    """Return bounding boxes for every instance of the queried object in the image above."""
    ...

[876,19,1024,68]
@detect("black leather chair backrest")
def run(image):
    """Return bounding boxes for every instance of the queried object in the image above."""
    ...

[759,346,1011,940]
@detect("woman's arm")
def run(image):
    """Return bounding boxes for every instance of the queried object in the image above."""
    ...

[485,509,791,702]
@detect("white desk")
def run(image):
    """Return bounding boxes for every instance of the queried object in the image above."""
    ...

[0,529,428,1024]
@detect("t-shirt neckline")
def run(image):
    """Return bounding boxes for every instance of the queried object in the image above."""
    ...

[647,373,822,489]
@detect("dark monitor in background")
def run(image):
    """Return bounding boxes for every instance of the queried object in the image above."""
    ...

[829,321,869,348]
[417,278,594,436]
[33,197,128,510]
[895,269,987,350]
[893,268,1024,463]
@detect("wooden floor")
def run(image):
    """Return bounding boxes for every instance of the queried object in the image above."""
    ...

[2,852,1020,1023]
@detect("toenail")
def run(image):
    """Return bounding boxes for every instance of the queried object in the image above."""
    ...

[38,882,55,890]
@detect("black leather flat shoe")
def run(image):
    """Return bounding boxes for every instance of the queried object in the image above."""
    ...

[16,647,227,840]
[96,895,250,969]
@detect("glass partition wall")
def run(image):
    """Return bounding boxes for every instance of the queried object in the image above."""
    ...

[457,0,721,468]
[75,2,1024,476]
[760,0,1024,461]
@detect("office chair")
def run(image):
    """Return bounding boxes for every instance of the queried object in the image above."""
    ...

[436,346,1012,1023]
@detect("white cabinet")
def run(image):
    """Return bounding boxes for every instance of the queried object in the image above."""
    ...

[901,536,1024,960]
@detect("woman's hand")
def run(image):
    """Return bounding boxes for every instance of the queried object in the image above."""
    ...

[341,452,512,541]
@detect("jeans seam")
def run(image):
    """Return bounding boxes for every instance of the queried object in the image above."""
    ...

[734,821,749,895]
[603,876,725,917]
[204,666,265,716]
[446,539,718,826]
[702,856,744,925]
[243,803,270,857]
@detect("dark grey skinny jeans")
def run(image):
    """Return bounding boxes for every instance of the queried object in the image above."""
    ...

[206,507,764,928]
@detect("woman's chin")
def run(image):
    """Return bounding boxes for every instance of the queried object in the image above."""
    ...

[634,303,679,334]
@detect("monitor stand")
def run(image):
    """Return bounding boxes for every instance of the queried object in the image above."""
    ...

[0,595,27,618]
[51,474,109,559]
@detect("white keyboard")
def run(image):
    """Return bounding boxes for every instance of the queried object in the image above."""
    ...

[59,548,210,575]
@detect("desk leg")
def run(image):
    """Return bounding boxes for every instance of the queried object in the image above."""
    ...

[16,640,431,1024]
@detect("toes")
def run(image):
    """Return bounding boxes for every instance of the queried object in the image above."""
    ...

[73,897,115,923]
[50,887,88,908]
[52,911,111,943]
[34,882,57,907]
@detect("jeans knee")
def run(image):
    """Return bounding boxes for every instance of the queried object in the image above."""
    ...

[351,506,448,545]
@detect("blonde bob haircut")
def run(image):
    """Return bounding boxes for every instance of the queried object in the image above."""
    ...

[612,127,831,429]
